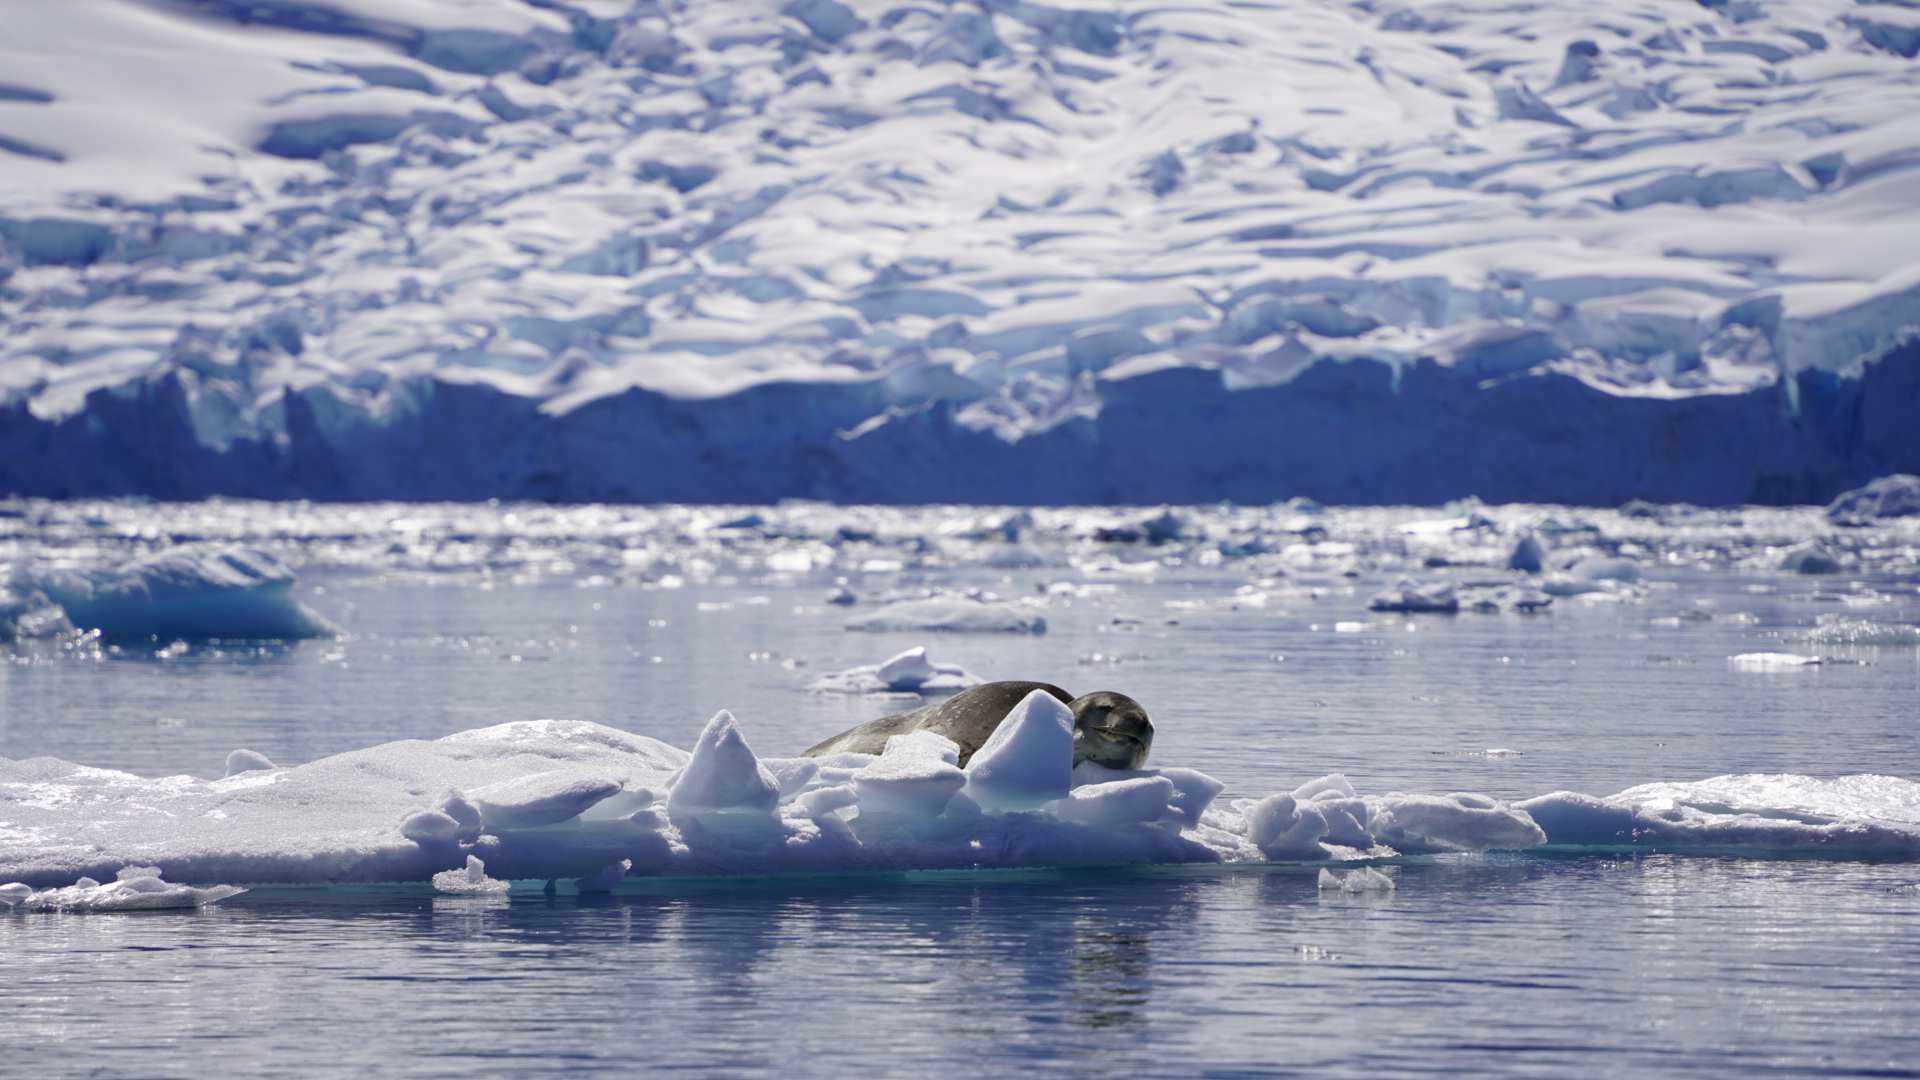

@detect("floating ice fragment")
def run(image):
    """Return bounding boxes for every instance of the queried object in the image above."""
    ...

[1827,474,1920,523]
[8,866,245,911]
[224,749,275,777]
[1800,619,1920,647]
[433,855,509,895]
[1318,867,1396,892]
[1730,652,1822,668]
[844,598,1046,634]
[666,710,780,814]
[806,646,985,694]
[1570,557,1639,584]
[1369,580,1458,613]
[962,689,1074,812]
[1780,543,1842,575]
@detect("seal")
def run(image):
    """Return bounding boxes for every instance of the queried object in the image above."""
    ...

[800,680,1154,769]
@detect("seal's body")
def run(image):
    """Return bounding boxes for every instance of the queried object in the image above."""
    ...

[801,681,1154,769]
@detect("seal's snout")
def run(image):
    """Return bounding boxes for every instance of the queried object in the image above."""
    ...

[1069,692,1155,770]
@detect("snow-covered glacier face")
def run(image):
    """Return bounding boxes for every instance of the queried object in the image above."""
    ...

[3,0,1920,503]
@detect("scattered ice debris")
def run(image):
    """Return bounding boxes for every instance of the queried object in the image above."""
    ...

[1800,619,1920,647]
[223,749,275,777]
[3,501,1918,590]
[20,545,337,639]
[1828,475,1920,524]
[1729,652,1824,669]
[1318,867,1396,893]
[806,646,985,695]
[1569,557,1640,584]
[1,866,244,912]
[844,597,1046,635]
[1368,580,1459,614]
[432,856,510,896]
[0,585,71,641]
[1522,775,1920,854]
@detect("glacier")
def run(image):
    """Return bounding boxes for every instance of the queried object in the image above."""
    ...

[3,0,1920,504]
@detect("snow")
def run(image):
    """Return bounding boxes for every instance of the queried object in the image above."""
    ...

[5,0,1920,504]
[960,688,1076,812]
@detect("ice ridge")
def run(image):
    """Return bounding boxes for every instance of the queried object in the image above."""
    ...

[4,1,1920,503]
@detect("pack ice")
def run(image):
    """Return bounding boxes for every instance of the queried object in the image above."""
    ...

[6,694,1917,893]
[3,0,1920,505]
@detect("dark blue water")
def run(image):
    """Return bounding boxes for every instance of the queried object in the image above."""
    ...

[2,857,1917,1078]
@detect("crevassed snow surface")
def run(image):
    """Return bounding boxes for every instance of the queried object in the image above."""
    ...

[4,0,1920,502]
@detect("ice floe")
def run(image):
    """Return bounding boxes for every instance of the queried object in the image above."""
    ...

[1523,775,1920,854]
[806,646,984,695]
[5,709,1918,889]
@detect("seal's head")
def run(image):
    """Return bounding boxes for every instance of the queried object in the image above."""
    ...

[1069,691,1154,770]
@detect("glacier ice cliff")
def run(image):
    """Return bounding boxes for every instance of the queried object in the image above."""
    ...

[3,0,1919,503]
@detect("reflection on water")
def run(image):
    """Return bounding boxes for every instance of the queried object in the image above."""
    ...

[3,858,1918,1078]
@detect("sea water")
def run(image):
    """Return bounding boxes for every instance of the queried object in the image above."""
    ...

[2,502,1917,1076]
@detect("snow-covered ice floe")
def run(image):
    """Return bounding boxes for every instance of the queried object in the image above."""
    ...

[8,698,1913,891]
[6,2,1920,504]
[0,695,1549,889]
[807,646,984,695]
[1522,775,1920,855]
[843,597,1046,635]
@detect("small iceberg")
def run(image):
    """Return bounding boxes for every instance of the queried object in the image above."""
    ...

[806,646,985,695]
[22,544,338,639]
